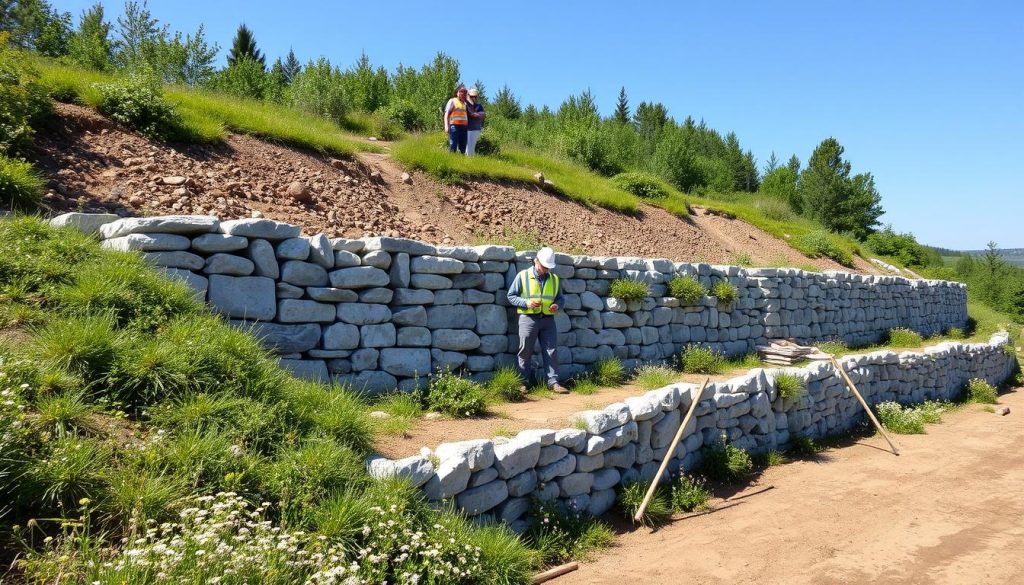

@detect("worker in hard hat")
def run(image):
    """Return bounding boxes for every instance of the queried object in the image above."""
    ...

[507,246,569,394]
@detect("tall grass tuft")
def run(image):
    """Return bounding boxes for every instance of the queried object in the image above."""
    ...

[425,371,487,417]
[608,278,650,301]
[701,440,753,483]
[24,436,111,509]
[487,366,526,402]
[633,364,677,390]
[33,390,96,437]
[667,275,706,304]
[0,154,45,210]
[711,281,739,307]
[592,357,626,386]
[680,345,724,374]
[887,327,924,347]
[775,373,807,401]
[670,474,712,512]
[31,313,121,380]
[283,380,373,454]
[617,480,671,526]
[967,378,998,404]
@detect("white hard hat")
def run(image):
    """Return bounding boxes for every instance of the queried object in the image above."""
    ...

[536,247,556,269]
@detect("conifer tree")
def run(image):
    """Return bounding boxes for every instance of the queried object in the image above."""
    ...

[492,85,521,119]
[227,23,264,69]
[281,47,300,84]
[613,86,630,124]
[797,137,882,238]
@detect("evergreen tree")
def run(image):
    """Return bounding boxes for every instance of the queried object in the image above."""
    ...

[786,154,801,176]
[174,24,218,86]
[4,0,71,55]
[471,79,486,101]
[68,3,112,71]
[613,86,630,124]
[491,85,521,119]
[633,101,668,143]
[227,23,264,69]
[763,151,779,174]
[281,47,301,84]
[797,137,883,239]
[113,0,164,69]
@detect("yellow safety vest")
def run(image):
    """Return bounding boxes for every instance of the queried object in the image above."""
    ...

[448,98,468,125]
[517,269,560,316]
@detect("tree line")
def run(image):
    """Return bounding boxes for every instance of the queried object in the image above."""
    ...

[2,0,883,240]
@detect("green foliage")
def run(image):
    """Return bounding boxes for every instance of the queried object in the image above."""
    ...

[876,401,926,434]
[797,137,883,239]
[609,278,650,301]
[67,3,113,71]
[226,24,263,68]
[667,275,706,304]
[525,499,614,565]
[774,373,806,401]
[759,167,798,210]
[0,37,52,155]
[281,380,373,454]
[633,364,677,390]
[794,230,854,267]
[966,378,998,404]
[867,225,941,268]
[470,523,539,585]
[592,357,625,386]
[570,377,599,395]
[377,98,427,133]
[31,313,121,380]
[611,171,670,199]
[887,327,924,347]
[670,474,712,512]
[100,466,187,525]
[681,345,724,374]
[711,281,739,306]
[33,389,95,437]
[701,440,753,483]
[946,327,966,340]
[208,56,268,100]
[752,194,796,222]
[618,480,671,526]
[94,74,183,140]
[25,435,111,509]
[267,437,368,516]
[426,371,487,417]
[787,435,818,457]
[756,449,788,467]
[0,153,44,210]
[815,339,849,356]
[487,366,526,402]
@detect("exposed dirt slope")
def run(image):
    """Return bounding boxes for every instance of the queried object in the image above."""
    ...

[561,389,1024,585]
[33,103,876,271]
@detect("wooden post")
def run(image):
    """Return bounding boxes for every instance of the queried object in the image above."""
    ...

[633,378,710,523]
[829,356,900,455]
[532,562,579,583]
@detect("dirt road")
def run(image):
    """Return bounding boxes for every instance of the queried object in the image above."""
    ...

[561,389,1024,585]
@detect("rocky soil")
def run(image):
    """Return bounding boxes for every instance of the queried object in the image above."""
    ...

[31,102,875,272]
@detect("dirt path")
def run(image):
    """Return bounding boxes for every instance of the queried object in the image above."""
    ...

[559,389,1024,585]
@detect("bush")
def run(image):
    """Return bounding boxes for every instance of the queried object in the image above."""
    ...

[887,327,924,347]
[94,75,183,141]
[525,499,614,565]
[208,57,269,100]
[670,474,712,512]
[787,435,818,457]
[592,357,625,386]
[618,480,671,526]
[0,154,44,210]
[611,171,670,199]
[876,401,925,434]
[667,276,706,304]
[752,195,795,222]
[967,378,998,404]
[426,371,487,417]
[946,327,966,340]
[0,38,52,155]
[487,366,525,402]
[680,345,724,374]
[288,57,348,124]
[775,373,806,401]
[866,226,939,268]
[633,364,676,390]
[701,440,753,483]
[711,281,738,306]
[608,278,649,301]
[377,98,427,132]
[473,132,501,156]
[794,230,854,267]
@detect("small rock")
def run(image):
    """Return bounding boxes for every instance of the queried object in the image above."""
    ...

[172,187,189,197]
[286,181,311,203]
[533,172,544,184]
[162,176,187,186]
[424,412,443,420]
[329,159,346,169]
[369,411,391,419]
[251,210,263,218]
[401,172,412,185]
[996,406,1011,416]
[368,136,379,141]
[369,170,384,184]
[543,179,555,189]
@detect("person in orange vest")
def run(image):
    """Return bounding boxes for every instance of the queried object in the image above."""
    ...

[507,247,569,394]
[443,85,469,154]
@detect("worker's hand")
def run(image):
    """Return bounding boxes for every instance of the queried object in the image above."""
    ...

[549,303,559,312]
[528,300,542,309]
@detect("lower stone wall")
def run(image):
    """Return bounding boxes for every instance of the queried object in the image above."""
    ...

[367,333,1017,530]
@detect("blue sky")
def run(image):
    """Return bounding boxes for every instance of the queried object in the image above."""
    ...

[55,0,1024,250]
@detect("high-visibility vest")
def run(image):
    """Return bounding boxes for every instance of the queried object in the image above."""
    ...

[517,269,560,315]
[448,98,468,125]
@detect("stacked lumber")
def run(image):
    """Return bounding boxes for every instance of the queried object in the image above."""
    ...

[756,340,831,365]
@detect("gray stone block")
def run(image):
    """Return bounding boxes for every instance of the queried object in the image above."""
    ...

[280,260,328,286]
[158,268,207,300]
[389,252,410,288]
[392,306,428,327]
[351,348,379,371]
[393,288,433,305]
[361,324,397,348]
[456,479,508,516]
[366,454,433,488]
[397,326,431,347]
[239,321,321,354]
[275,282,303,299]
[537,454,575,482]
[338,303,391,325]
[518,429,557,446]
[433,289,463,305]
[143,251,204,270]
[411,255,465,274]
[433,329,481,351]
[362,236,436,255]
[555,428,587,451]
[558,473,594,497]
[475,305,507,335]
[220,218,300,240]
[334,250,361,268]
[49,212,118,235]
[208,275,275,320]
[423,457,471,501]
[279,359,329,383]
[575,402,632,435]
[330,238,364,253]
[103,233,190,252]
[380,348,430,377]
[410,274,452,289]
[497,497,529,523]
[538,444,569,467]
[494,437,542,479]
[247,239,279,278]
[435,439,495,471]
[307,287,359,302]
[307,233,335,269]
[278,299,336,323]
[100,215,218,239]
[506,469,539,497]
[427,305,476,329]
[361,250,392,269]
[204,253,255,276]
[575,452,604,473]
[592,468,621,491]
[276,237,310,260]
[603,444,636,468]
[329,266,390,289]
[588,488,617,516]
[323,323,360,350]
[336,371,397,395]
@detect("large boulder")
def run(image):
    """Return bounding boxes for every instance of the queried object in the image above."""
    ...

[207,275,275,320]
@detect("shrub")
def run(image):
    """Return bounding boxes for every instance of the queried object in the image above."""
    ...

[608,277,650,301]
[794,230,854,267]
[474,132,501,156]
[592,357,625,386]
[946,327,966,340]
[31,313,122,380]
[0,154,44,210]
[377,98,428,132]
[680,345,724,374]
[967,378,998,404]
[887,327,924,347]
[633,364,677,390]
[288,57,348,124]
[618,480,671,526]
[866,226,938,268]
[876,401,925,434]
[525,499,614,565]
[667,276,706,304]
[611,171,670,199]
[752,195,795,222]
[148,392,283,450]
[711,281,739,306]
[701,441,753,483]
[670,474,712,512]
[426,371,487,417]
[787,435,818,457]
[487,366,525,402]
[208,57,269,100]
[775,373,806,401]
[0,38,52,155]
[94,75,183,141]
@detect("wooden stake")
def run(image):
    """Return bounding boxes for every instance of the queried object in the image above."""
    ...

[829,356,900,455]
[633,378,710,523]
[532,562,579,583]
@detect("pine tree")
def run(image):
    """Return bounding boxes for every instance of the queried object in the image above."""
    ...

[797,138,883,238]
[281,47,301,84]
[786,154,801,176]
[613,86,630,124]
[763,151,779,174]
[227,23,264,69]
[492,85,521,119]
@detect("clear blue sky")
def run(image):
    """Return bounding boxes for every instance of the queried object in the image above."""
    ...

[55,0,1024,250]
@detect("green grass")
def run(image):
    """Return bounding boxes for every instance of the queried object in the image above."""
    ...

[680,345,725,375]
[670,474,712,512]
[787,435,819,457]
[775,373,807,401]
[0,154,45,211]
[617,480,672,527]
[667,276,706,304]
[755,449,788,467]
[32,390,97,437]
[632,364,678,390]
[570,376,599,395]
[525,499,614,565]
[487,366,526,402]
[608,278,650,301]
[425,371,487,417]
[876,401,926,434]
[887,327,924,347]
[592,357,626,386]
[711,281,739,306]
[966,378,998,404]
[700,441,753,483]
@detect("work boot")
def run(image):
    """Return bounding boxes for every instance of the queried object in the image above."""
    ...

[551,383,569,394]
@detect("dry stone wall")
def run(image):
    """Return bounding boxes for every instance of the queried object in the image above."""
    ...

[368,333,1016,529]
[52,213,969,394]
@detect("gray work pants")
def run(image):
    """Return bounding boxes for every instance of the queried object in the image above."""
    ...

[517,314,559,387]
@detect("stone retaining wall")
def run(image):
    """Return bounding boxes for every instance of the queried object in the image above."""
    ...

[52,213,969,394]
[367,333,1016,530]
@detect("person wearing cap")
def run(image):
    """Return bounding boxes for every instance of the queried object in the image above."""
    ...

[507,247,569,394]
[465,88,486,156]
[443,85,469,154]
